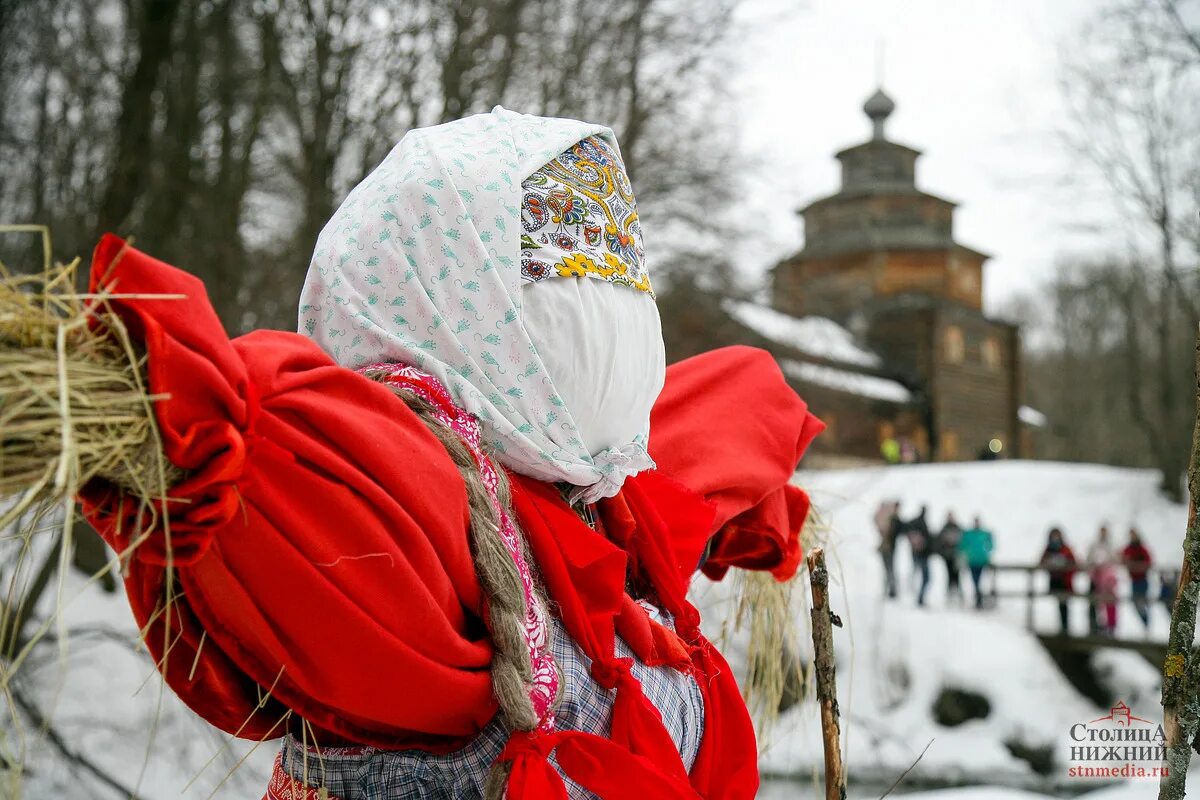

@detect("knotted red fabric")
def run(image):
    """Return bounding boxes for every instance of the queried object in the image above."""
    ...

[80,236,822,799]
[648,345,825,581]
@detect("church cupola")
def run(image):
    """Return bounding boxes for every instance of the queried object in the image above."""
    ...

[771,88,990,320]
[863,87,895,139]
[836,89,920,194]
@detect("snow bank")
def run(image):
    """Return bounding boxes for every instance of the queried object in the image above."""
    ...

[10,460,1188,798]
[698,460,1185,796]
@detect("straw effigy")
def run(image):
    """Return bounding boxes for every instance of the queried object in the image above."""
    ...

[0,226,817,784]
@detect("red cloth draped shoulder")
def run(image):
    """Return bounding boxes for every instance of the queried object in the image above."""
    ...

[80,235,493,748]
[649,346,825,582]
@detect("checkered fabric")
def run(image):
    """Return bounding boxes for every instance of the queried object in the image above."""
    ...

[277,611,705,799]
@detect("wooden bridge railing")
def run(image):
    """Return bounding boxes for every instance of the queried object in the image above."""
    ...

[985,563,1176,632]
[976,564,1179,665]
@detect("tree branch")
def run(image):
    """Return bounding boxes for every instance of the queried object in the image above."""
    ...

[1158,0,1200,62]
[8,682,149,800]
[808,547,846,800]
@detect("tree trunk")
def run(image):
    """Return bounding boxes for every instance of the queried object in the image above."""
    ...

[144,0,202,249]
[1158,328,1200,800]
[1156,228,1184,500]
[439,0,477,123]
[96,0,182,237]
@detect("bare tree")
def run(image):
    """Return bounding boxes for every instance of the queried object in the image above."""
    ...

[0,5,752,792]
[2,0,745,330]
[1023,259,1196,493]
[1060,0,1200,499]
[96,0,183,238]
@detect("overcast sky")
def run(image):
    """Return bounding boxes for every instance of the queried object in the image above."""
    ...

[729,0,1111,312]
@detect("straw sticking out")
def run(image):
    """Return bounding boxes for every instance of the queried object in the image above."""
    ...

[0,225,184,531]
[729,509,828,742]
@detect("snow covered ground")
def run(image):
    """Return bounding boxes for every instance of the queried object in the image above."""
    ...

[715,460,1188,800]
[9,564,277,800]
[6,460,1192,798]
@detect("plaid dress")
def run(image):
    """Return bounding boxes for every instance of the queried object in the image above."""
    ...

[274,609,705,799]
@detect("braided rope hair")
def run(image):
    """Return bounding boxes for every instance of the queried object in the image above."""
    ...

[370,379,556,797]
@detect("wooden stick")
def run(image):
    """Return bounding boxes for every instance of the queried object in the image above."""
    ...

[1159,327,1200,800]
[808,547,846,800]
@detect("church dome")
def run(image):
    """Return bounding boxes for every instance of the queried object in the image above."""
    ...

[863,88,896,119]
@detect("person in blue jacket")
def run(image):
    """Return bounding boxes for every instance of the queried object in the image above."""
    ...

[959,515,995,610]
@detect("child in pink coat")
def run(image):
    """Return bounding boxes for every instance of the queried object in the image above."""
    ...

[1087,526,1119,636]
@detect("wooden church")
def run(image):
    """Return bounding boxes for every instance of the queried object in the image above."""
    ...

[666,89,1040,464]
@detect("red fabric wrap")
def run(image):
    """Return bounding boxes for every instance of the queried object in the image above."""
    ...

[506,478,690,779]
[599,471,763,799]
[82,235,493,747]
[649,346,825,581]
[505,475,726,798]
[80,238,822,799]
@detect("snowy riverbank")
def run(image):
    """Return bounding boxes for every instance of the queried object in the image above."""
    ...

[722,460,1187,799]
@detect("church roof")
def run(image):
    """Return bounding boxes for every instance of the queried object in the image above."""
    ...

[834,138,922,160]
[800,184,958,212]
[790,88,991,264]
[782,359,914,403]
[720,299,916,404]
[722,300,881,367]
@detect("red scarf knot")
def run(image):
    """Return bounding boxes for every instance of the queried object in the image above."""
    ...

[497,730,571,800]
[589,656,634,691]
[674,606,702,644]
[498,728,564,762]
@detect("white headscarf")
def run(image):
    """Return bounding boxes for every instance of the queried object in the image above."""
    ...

[299,107,664,501]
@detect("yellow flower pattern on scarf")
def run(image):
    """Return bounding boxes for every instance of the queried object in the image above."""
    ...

[520,135,652,296]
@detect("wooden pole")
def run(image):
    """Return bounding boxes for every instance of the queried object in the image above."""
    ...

[1158,328,1200,800]
[808,547,846,800]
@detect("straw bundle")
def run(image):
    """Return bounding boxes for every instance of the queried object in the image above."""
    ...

[0,225,182,533]
[729,507,828,741]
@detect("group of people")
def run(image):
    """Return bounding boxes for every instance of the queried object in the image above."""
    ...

[875,501,1178,637]
[875,502,995,608]
[1039,525,1175,636]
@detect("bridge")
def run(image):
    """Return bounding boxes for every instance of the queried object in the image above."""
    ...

[986,563,1174,669]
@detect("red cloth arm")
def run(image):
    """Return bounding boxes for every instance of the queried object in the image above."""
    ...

[648,346,823,581]
[80,236,493,748]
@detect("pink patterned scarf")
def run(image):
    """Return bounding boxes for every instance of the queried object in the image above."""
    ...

[357,362,559,731]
